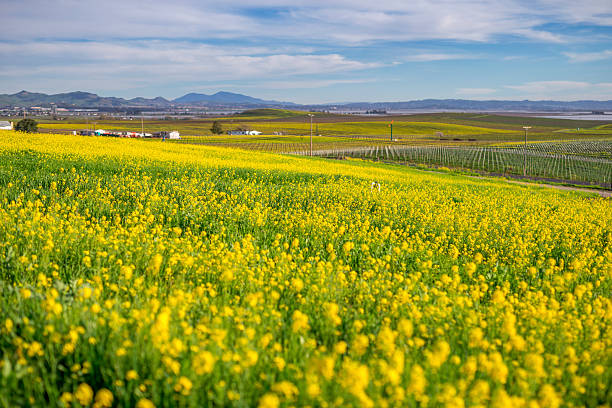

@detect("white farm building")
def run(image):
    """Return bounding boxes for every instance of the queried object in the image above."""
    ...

[0,121,13,130]
[153,130,181,139]
[228,130,262,136]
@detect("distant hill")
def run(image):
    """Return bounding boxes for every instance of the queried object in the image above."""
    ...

[0,91,171,108]
[331,99,612,112]
[1,90,611,111]
[173,91,289,106]
[0,90,292,108]
[128,96,172,106]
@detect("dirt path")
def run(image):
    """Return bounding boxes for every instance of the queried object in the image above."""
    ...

[461,174,611,197]
[405,161,612,198]
[500,179,611,198]
[404,161,612,198]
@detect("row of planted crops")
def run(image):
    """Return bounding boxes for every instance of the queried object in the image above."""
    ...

[307,141,612,188]
[180,138,612,188]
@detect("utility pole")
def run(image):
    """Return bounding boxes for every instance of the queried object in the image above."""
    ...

[522,126,531,176]
[389,120,394,141]
[141,115,144,136]
[308,114,314,156]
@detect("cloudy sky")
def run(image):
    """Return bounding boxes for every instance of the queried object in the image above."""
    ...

[1,0,611,103]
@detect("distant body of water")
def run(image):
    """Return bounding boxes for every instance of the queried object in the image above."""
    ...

[533,113,612,121]
[330,110,612,121]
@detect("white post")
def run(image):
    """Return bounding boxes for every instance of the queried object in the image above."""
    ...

[308,114,314,156]
[522,126,531,176]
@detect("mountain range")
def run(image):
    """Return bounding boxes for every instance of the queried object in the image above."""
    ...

[0,90,291,108]
[1,90,611,111]
[173,91,288,105]
[334,99,612,111]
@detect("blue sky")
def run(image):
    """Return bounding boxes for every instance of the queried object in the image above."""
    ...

[1,0,611,103]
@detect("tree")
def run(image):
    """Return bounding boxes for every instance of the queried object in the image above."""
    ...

[210,121,223,135]
[15,118,38,133]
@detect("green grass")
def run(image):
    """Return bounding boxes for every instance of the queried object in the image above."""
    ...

[38,120,514,140]
[327,143,612,188]
[180,134,355,144]
[34,111,612,143]
[557,122,612,135]
[398,112,612,130]
[229,121,514,136]
[231,108,318,120]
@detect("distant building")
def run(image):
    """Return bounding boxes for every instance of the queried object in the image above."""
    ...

[76,129,175,138]
[0,121,13,130]
[153,130,181,139]
[228,130,262,135]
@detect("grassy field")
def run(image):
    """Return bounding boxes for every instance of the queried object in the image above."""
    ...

[218,121,514,137]
[385,112,612,131]
[38,120,514,138]
[34,109,612,142]
[27,109,612,188]
[0,130,610,407]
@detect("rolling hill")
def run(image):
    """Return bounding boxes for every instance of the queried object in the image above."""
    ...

[1,90,612,111]
[0,90,288,108]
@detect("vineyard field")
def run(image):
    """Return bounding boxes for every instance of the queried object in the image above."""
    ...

[306,141,612,188]
[181,137,612,188]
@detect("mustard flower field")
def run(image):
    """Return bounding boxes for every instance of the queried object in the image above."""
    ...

[0,131,610,407]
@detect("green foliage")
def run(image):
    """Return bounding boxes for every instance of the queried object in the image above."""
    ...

[236,108,309,119]
[37,112,611,141]
[210,121,223,135]
[15,118,38,133]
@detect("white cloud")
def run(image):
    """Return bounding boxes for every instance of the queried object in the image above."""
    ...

[251,79,378,89]
[456,88,497,96]
[1,1,611,99]
[563,50,612,63]
[0,41,317,63]
[0,0,610,44]
[513,29,566,43]
[0,40,379,93]
[534,0,612,26]
[504,81,612,100]
[506,81,592,92]
[190,78,376,90]
[403,53,479,62]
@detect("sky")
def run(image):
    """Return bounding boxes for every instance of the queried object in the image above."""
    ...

[1,0,611,104]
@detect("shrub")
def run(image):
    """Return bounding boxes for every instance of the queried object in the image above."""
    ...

[15,118,38,133]
[211,121,223,135]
